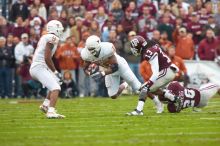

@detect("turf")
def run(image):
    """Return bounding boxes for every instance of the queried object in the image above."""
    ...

[0,95,220,146]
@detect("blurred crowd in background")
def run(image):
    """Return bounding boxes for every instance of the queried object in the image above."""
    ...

[0,0,220,98]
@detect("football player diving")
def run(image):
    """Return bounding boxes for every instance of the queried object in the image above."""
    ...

[165,81,220,113]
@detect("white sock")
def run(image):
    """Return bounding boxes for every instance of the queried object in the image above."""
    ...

[164,90,175,101]
[48,107,55,113]
[42,98,50,107]
[153,95,160,105]
[122,82,128,89]
[136,100,145,111]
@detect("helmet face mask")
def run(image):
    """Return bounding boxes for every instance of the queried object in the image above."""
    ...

[130,47,142,56]
[130,36,147,56]
[46,20,64,38]
[86,35,101,57]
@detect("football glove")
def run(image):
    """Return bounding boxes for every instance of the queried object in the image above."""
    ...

[139,80,153,92]
[90,71,105,81]
[54,70,63,85]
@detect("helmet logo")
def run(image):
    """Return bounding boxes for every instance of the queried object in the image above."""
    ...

[130,38,139,47]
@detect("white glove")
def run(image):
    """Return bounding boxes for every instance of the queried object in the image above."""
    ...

[54,70,63,85]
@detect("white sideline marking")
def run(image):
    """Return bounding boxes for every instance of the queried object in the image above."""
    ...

[200,117,220,120]
[5,132,219,139]
[8,101,18,104]
[0,126,219,132]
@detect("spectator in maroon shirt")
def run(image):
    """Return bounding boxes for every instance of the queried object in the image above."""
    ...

[120,8,137,34]
[187,12,202,45]
[198,29,219,61]
[10,16,28,38]
[198,8,209,25]
[28,8,45,28]
[87,0,104,16]
[0,16,11,37]
[83,11,94,27]
[59,9,69,24]
[127,1,139,20]
[179,8,190,28]
[139,0,157,17]
[10,0,29,22]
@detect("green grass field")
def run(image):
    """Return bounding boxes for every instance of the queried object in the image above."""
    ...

[0,95,220,146]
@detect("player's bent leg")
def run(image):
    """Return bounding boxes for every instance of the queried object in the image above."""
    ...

[30,66,65,118]
[118,57,142,92]
[110,82,129,99]
[105,74,120,98]
[47,89,65,119]
[126,88,148,116]
[197,83,219,108]
[149,93,164,114]
[39,92,51,113]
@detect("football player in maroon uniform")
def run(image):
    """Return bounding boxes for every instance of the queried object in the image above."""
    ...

[127,36,180,115]
[166,81,220,113]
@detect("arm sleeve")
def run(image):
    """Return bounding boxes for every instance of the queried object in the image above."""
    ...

[148,53,159,83]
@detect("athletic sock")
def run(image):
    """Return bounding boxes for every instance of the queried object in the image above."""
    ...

[48,107,55,113]
[122,82,128,89]
[42,98,50,107]
[136,100,145,111]
[164,90,175,101]
[153,95,160,105]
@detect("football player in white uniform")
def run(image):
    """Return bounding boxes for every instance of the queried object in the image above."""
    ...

[29,20,65,118]
[81,35,142,98]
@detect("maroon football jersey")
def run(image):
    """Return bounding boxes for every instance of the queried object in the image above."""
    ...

[143,45,171,71]
[167,81,201,109]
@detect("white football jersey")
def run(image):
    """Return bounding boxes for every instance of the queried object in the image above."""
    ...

[81,42,117,67]
[32,34,59,66]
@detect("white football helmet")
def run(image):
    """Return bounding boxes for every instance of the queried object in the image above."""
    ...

[46,20,64,38]
[85,35,101,56]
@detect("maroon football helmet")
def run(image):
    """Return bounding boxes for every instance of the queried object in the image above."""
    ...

[130,35,148,56]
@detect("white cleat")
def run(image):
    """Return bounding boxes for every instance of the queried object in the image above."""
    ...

[46,112,65,119]
[126,109,144,116]
[156,102,164,114]
[39,105,48,113]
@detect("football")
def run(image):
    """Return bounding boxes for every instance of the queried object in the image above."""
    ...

[87,63,99,75]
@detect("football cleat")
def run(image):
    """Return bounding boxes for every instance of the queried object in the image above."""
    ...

[46,111,65,119]
[126,109,144,116]
[156,102,164,114]
[39,105,48,113]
